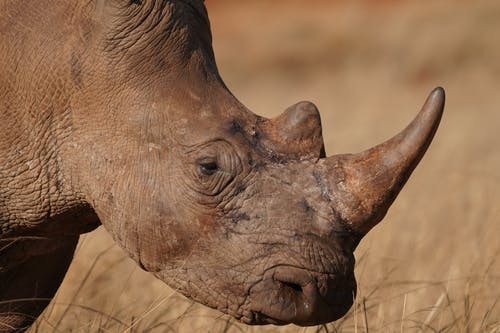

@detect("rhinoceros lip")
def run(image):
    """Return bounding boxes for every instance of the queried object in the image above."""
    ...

[244,265,354,326]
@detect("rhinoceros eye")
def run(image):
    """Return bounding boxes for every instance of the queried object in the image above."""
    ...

[187,140,243,197]
[197,157,219,176]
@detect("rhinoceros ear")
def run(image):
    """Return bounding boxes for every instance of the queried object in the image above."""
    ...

[257,101,326,160]
[325,88,445,236]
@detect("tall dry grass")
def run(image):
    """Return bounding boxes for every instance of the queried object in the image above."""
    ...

[30,1,499,332]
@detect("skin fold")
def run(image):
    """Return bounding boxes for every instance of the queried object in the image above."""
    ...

[0,0,445,331]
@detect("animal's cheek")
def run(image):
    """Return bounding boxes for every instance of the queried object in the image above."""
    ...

[135,200,221,272]
[136,218,203,272]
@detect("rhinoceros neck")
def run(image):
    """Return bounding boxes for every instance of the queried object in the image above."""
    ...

[0,3,100,238]
[0,101,99,238]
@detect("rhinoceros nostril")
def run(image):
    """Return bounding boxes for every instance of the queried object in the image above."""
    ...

[249,265,355,325]
[273,267,312,295]
[280,280,303,293]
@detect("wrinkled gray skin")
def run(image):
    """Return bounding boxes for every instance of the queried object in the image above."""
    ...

[0,1,445,331]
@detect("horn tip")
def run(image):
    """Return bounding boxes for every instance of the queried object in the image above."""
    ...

[429,86,446,110]
[432,86,445,96]
[420,87,445,126]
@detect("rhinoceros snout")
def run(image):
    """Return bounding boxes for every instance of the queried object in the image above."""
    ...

[245,265,355,326]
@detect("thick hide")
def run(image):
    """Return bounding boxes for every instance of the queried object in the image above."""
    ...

[0,0,445,330]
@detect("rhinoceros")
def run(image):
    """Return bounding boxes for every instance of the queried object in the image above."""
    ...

[0,0,444,331]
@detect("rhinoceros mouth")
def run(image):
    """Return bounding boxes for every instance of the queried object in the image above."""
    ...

[242,265,355,326]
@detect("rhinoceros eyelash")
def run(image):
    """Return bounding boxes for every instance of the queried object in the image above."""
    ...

[199,161,218,176]
[196,157,220,176]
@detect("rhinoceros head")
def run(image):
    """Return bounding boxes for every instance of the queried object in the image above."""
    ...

[66,0,444,325]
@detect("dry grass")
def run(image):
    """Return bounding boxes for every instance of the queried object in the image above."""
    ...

[31,0,500,332]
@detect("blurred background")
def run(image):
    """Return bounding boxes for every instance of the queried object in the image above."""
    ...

[32,1,500,332]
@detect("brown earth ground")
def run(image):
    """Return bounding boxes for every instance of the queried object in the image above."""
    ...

[31,0,500,332]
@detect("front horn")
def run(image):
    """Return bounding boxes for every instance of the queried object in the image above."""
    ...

[322,87,445,236]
